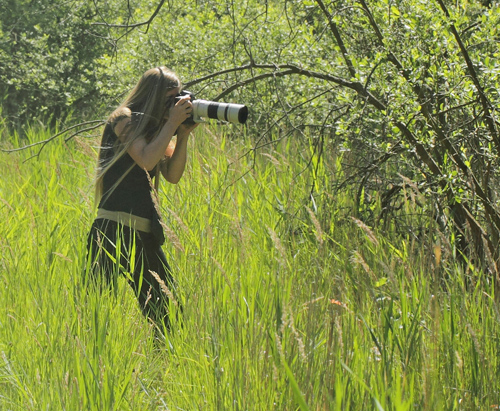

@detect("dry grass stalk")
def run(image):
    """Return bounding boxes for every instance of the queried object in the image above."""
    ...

[149,270,178,307]
[211,256,234,294]
[166,207,190,234]
[285,306,307,362]
[267,226,287,267]
[306,206,324,245]
[351,217,379,246]
[350,250,377,281]
[160,220,185,252]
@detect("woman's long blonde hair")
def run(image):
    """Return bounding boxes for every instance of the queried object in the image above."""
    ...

[95,67,181,203]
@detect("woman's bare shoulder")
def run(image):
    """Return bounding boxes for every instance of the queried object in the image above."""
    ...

[110,107,132,124]
[109,107,132,139]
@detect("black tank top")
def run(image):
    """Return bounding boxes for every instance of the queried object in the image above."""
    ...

[97,119,165,244]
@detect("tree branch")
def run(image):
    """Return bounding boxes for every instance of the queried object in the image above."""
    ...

[1,120,106,155]
[435,0,500,151]
[314,0,357,78]
[187,62,386,110]
[91,0,166,31]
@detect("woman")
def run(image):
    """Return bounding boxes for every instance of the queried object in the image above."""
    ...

[86,66,196,330]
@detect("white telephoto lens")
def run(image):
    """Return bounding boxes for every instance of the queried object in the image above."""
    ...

[192,100,248,124]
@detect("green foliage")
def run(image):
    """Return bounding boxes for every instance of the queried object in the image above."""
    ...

[2,0,500,407]
[0,0,112,129]
[2,0,500,264]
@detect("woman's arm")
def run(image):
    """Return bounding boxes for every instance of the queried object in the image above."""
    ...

[114,96,192,171]
[160,123,198,184]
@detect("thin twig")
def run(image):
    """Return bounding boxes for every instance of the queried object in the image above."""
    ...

[191,62,385,110]
[91,0,166,30]
[1,120,105,155]
[315,0,356,78]
[435,0,500,150]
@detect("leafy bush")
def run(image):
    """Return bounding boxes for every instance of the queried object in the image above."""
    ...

[0,0,111,129]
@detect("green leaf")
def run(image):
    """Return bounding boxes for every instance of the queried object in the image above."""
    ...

[282,356,309,411]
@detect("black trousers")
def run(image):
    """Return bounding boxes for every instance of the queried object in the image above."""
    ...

[86,218,178,329]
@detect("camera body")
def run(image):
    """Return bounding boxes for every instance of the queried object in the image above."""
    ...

[175,90,248,125]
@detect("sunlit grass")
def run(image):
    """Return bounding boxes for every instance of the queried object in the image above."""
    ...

[1,124,499,410]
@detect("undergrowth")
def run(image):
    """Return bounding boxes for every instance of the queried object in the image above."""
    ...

[0,124,499,410]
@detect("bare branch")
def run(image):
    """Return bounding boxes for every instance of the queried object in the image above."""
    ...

[314,0,357,78]
[91,0,166,31]
[1,120,105,155]
[435,0,500,149]
[187,62,386,110]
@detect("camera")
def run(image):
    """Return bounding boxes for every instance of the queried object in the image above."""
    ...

[175,90,248,125]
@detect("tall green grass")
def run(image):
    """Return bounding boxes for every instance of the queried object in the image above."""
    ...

[1,125,499,410]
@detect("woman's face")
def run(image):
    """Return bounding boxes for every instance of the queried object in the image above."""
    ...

[165,87,181,106]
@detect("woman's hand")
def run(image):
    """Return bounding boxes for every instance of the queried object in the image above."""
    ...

[119,95,192,171]
[166,95,193,129]
[176,121,199,139]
